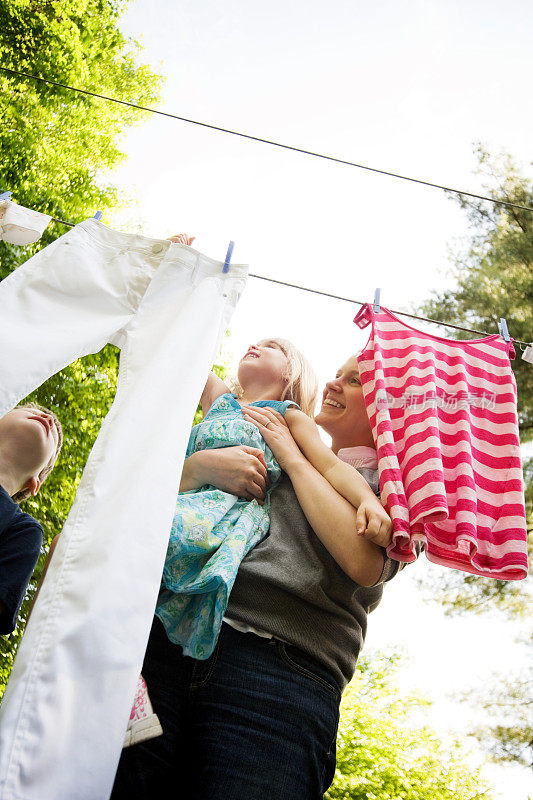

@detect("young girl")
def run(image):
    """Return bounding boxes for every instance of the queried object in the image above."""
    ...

[124,337,391,746]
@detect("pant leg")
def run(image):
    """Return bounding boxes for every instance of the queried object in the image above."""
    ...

[111,622,340,800]
[111,617,194,800]
[0,236,247,800]
[0,219,139,416]
[189,625,340,800]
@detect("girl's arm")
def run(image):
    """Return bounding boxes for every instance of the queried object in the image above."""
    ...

[200,372,231,416]
[284,408,380,507]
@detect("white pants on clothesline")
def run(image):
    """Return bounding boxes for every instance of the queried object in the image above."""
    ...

[0,220,247,800]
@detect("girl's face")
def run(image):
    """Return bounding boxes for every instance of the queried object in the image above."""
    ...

[315,355,374,451]
[237,340,289,391]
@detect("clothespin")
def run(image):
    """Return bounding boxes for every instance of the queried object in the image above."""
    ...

[0,191,13,200]
[373,288,381,313]
[522,343,533,365]
[93,211,103,221]
[222,240,234,274]
[498,318,510,342]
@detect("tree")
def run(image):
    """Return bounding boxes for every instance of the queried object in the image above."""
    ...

[326,651,493,800]
[464,655,533,770]
[414,147,533,615]
[0,0,162,698]
[417,147,533,441]
[0,0,163,266]
[414,148,533,773]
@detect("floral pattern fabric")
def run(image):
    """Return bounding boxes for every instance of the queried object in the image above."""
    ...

[155,393,295,659]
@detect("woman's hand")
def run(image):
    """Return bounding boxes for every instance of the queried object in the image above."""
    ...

[241,405,306,474]
[167,233,195,245]
[355,496,393,548]
[180,446,268,503]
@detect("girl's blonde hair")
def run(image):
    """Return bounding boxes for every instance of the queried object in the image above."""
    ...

[233,337,319,417]
[12,402,64,504]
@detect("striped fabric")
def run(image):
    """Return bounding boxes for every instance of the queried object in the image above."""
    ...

[354,303,528,580]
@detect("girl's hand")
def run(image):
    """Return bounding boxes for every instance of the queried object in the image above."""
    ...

[241,405,306,473]
[182,446,268,503]
[355,496,393,548]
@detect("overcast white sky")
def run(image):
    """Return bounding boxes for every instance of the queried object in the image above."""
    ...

[106,2,533,796]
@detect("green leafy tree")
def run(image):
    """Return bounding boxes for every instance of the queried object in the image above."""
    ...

[0,0,163,261]
[462,651,533,770]
[326,651,493,800]
[0,0,163,697]
[414,148,533,772]
[417,147,533,441]
[415,147,533,614]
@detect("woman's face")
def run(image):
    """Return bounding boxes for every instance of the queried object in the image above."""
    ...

[315,355,374,452]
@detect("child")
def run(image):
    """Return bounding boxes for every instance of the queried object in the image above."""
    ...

[125,338,391,746]
[0,402,63,635]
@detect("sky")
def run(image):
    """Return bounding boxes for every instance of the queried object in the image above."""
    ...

[104,1,533,796]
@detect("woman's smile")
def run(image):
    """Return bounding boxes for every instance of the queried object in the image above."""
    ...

[322,396,345,409]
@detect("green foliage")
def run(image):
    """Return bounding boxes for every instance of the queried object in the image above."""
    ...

[0,0,163,698]
[469,668,533,769]
[417,147,533,441]
[0,0,163,252]
[414,148,533,617]
[326,651,493,800]
[414,147,533,773]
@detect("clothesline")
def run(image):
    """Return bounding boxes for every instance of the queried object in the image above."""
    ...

[2,66,533,215]
[24,210,532,349]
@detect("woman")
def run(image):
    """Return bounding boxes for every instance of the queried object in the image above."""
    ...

[111,355,403,800]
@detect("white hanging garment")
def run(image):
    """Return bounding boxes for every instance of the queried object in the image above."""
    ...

[0,219,247,800]
[0,200,52,245]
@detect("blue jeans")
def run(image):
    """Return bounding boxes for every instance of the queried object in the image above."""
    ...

[111,617,341,799]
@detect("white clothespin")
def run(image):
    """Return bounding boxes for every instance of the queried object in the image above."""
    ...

[222,241,234,274]
[521,344,533,365]
[0,191,13,200]
[498,318,510,342]
[373,288,381,313]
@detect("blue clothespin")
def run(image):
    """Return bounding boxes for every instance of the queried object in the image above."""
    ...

[94,211,103,221]
[498,318,510,342]
[222,241,234,274]
[373,288,381,313]
[0,191,13,200]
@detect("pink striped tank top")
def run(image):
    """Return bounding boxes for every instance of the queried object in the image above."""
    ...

[354,303,528,580]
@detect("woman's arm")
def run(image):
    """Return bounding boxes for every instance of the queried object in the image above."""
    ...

[284,458,385,585]
[179,446,269,503]
[246,406,392,549]
[26,533,59,620]
[241,405,387,586]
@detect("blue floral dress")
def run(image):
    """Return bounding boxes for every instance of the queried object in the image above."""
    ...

[155,393,296,659]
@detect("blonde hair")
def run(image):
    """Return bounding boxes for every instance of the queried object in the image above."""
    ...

[12,402,64,504]
[233,338,318,418]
